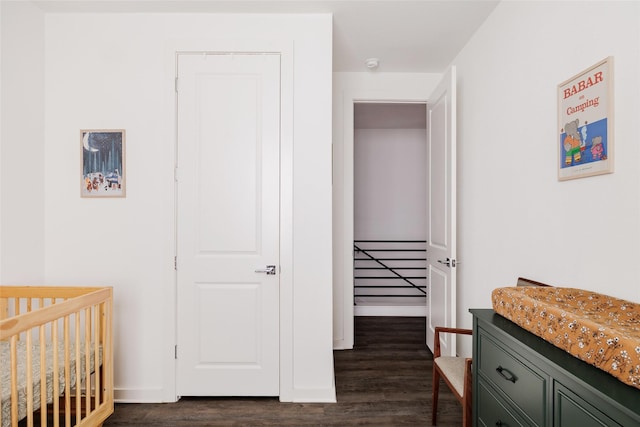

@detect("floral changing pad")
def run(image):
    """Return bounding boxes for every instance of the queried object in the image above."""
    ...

[492,286,640,389]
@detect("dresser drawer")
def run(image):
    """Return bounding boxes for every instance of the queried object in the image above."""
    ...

[555,382,621,427]
[478,329,547,426]
[477,381,526,427]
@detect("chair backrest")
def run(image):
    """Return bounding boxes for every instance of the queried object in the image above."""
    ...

[516,277,552,287]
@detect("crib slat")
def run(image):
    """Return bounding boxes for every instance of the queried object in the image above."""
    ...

[14,298,21,340]
[26,329,34,427]
[40,324,48,427]
[75,312,81,424]
[64,315,71,427]
[105,297,113,406]
[53,318,60,427]
[94,304,101,408]
[84,307,92,417]
[10,335,19,426]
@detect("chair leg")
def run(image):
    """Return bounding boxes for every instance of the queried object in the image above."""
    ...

[462,409,471,427]
[432,367,440,425]
[463,394,472,427]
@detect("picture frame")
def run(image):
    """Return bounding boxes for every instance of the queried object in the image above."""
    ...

[81,129,126,197]
[558,57,614,181]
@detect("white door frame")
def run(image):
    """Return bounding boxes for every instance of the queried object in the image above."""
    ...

[335,79,436,350]
[163,39,294,402]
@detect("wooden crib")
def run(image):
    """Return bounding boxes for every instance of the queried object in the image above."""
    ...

[0,286,113,427]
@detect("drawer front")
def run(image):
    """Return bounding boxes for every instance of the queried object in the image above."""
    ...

[477,380,526,427]
[478,330,547,425]
[555,383,621,427]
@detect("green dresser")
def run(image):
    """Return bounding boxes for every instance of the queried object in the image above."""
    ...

[471,309,640,426]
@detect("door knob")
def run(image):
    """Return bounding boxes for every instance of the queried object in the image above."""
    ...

[255,265,276,275]
[437,258,456,267]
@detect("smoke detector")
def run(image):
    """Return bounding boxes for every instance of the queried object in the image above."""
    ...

[365,58,379,70]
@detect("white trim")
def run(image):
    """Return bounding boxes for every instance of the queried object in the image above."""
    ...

[165,38,294,403]
[277,43,295,403]
[343,92,430,346]
[114,387,167,403]
[291,383,337,403]
[335,74,439,350]
[341,92,355,350]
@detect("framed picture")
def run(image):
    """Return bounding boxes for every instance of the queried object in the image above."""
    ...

[81,129,126,197]
[558,57,614,181]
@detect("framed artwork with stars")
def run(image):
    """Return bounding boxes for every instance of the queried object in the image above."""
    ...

[81,129,126,197]
[557,57,614,181]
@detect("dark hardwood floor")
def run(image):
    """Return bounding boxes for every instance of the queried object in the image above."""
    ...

[104,317,463,426]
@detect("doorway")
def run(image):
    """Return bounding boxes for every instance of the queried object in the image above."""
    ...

[353,102,428,317]
[335,68,457,354]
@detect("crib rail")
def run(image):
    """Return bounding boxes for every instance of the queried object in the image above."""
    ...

[0,286,113,427]
[354,240,427,302]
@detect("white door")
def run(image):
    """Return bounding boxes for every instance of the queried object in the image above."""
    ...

[176,53,281,396]
[426,67,457,357]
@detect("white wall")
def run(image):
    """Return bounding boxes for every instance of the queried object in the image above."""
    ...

[0,1,45,284]
[36,12,334,402]
[354,128,426,240]
[454,1,640,357]
[332,72,441,348]
[0,2,3,281]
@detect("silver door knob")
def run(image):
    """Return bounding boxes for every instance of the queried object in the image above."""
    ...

[437,258,456,267]
[255,265,276,275]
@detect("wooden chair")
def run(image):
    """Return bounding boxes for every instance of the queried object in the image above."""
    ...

[432,327,473,427]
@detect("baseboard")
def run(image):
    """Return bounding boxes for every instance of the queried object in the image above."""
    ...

[333,338,353,350]
[114,387,173,403]
[354,304,427,317]
[289,385,337,403]
[115,385,337,404]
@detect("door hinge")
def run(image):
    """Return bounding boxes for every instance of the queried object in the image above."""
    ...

[175,345,178,359]
[174,256,177,270]
[174,166,178,182]
[175,77,178,93]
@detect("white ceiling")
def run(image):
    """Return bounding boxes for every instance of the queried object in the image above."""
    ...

[33,0,500,73]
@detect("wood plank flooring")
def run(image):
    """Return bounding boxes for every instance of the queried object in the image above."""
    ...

[104,317,463,426]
